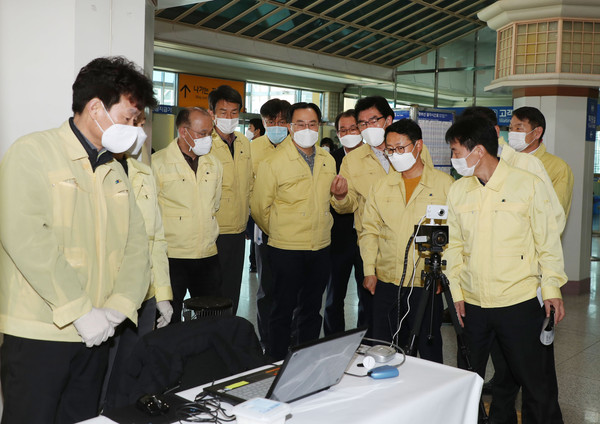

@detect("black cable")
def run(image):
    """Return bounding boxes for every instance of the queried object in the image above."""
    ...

[175,393,235,423]
[393,229,417,347]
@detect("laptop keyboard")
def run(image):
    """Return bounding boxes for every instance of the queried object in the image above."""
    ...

[226,376,275,400]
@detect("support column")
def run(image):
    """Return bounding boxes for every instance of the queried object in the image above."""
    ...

[0,0,156,159]
[479,0,600,293]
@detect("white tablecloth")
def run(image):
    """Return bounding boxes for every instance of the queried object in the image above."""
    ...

[82,355,483,424]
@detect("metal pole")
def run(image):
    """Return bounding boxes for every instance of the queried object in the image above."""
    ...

[393,68,398,108]
[473,30,479,106]
[434,49,439,108]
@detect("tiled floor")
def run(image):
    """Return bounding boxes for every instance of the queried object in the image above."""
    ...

[236,239,600,424]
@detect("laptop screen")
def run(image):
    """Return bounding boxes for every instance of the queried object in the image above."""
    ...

[268,327,367,403]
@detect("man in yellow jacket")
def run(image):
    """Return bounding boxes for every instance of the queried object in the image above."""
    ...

[250,98,291,350]
[508,106,574,216]
[461,106,568,423]
[102,112,174,410]
[324,109,368,337]
[0,57,154,423]
[445,116,566,423]
[207,85,253,314]
[152,107,223,323]
[251,102,336,360]
[330,96,395,236]
[360,119,454,362]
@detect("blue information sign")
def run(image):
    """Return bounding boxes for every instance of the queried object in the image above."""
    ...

[442,106,512,126]
[586,97,597,142]
[154,105,173,114]
[394,110,411,121]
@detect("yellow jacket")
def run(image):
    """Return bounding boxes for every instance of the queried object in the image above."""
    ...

[126,158,173,303]
[208,130,253,234]
[445,159,567,308]
[498,138,565,233]
[331,143,388,235]
[332,143,435,236]
[251,139,336,250]
[251,134,291,177]
[533,143,574,217]
[360,162,454,286]
[152,139,223,259]
[0,121,150,342]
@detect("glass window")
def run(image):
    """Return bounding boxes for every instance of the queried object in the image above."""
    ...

[153,70,177,106]
[245,83,321,115]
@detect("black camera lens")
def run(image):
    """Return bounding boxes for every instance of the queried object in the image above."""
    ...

[432,230,448,247]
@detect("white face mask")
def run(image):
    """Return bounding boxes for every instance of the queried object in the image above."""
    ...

[451,148,480,177]
[127,127,147,156]
[321,146,330,153]
[292,128,319,148]
[508,129,537,152]
[389,149,419,173]
[339,134,363,149]
[361,127,385,147]
[94,102,139,154]
[215,117,238,135]
[185,129,212,156]
[245,128,255,140]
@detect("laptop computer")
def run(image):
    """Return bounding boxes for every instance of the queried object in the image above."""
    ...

[203,326,367,405]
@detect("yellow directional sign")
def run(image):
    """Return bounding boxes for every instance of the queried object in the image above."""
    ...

[177,74,245,110]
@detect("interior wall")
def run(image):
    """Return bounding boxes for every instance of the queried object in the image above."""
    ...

[152,113,176,152]
[0,0,155,160]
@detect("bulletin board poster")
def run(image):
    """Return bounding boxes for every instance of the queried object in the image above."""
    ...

[177,74,245,110]
[417,110,454,174]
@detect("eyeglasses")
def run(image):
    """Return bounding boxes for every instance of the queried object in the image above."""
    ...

[338,126,359,136]
[264,119,288,127]
[384,143,413,156]
[291,121,320,131]
[357,116,384,130]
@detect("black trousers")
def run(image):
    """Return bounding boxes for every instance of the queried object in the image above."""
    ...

[216,232,246,314]
[256,242,274,348]
[1,335,109,424]
[246,216,256,269]
[489,333,563,424]
[169,255,222,323]
[267,246,331,361]
[463,298,562,424]
[323,241,370,336]
[372,281,443,363]
[249,241,256,269]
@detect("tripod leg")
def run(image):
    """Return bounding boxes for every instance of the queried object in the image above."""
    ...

[439,274,489,423]
[427,277,437,343]
[439,274,473,370]
[405,275,433,357]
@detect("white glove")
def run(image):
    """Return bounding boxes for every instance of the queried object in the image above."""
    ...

[103,308,127,327]
[73,307,115,347]
[156,300,173,328]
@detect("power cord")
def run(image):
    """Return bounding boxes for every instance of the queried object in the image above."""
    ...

[175,392,236,423]
[391,215,426,347]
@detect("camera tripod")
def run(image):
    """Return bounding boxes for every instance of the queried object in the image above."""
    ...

[403,248,489,423]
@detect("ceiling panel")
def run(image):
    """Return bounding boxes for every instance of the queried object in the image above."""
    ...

[155,0,497,68]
